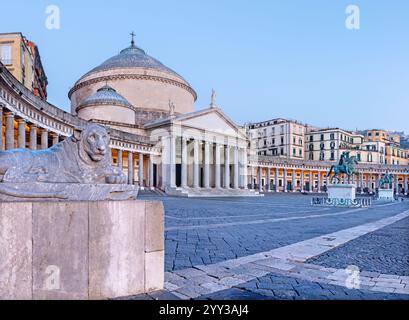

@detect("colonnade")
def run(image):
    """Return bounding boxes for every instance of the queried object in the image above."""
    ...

[162,135,247,190]
[0,106,60,151]
[250,166,409,195]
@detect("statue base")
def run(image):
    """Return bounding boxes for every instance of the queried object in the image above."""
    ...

[0,182,138,201]
[377,189,395,202]
[311,183,371,207]
[0,200,164,300]
[327,183,356,201]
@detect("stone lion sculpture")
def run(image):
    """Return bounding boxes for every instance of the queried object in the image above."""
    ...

[0,123,127,185]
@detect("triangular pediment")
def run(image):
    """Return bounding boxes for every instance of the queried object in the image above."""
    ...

[178,108,246,139]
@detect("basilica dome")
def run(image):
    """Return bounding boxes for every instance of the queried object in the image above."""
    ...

[69,40,197,125]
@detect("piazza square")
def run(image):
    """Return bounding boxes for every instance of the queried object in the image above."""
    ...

[0,1,408,306]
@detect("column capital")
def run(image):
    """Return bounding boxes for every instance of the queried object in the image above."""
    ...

[16,118,26,123]
[29,123,37,128]
[4,111,14,117]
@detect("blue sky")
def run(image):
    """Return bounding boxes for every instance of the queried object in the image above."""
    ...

[1,0,408,132]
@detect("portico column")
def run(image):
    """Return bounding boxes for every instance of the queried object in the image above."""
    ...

[292,169,296,192]
[128,152,134,185]
[193,139,200,188]
[214,143,221,188]
[51,133,59,146]
[181,137,188,188]
[224,145,230,188]
[250,166,254,190]
[149,155,154,188]
[0,106,3,150]
[300,170,304,192]
[404,174,408,195]
[274,167,279,192]
[139,153,144,188]
[5,112,14,150]
[309,170,313,192]
[29,124,37,150]
[283,168,288,192]
[266,167,271,192]
[233,146,239,189]
[258,167,262,192]
[17,119,26,148]
[317,171,321,193]
[395,174,399,194]
[41,129,48,150]
[170,136,176,188]
[241,149,248,189]
[118,149,123,169]
[204,141,210,188]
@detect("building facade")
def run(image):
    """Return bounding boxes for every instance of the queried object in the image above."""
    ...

[1,32,408,197]
[0,32,48,100]
[247,118,305,159]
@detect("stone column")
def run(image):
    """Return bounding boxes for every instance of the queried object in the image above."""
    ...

[5,112,14,150]
[204,141,210,188]
[240,148,248,189]
[170,136,176,188]
[214,143,221,189]
[395,174,399,194]
[317,171,321,193]
[128,152,134,185]
[0,106,3,150]
[29,124,37,150]
[149,155,154,188]
[41,129,48,150]
[51,133,59,146]
[181,137,188,188]
[283,168,288,192]
[233,146,239,189]
[193,139,200,188]
[292,169,296,192]
[360,172,364,194]
[224,145,230,188]
[300,170,304,192]
[274,167,279,192]
[118,149,123,169]
[309,170,313,192]
[265,167,271,192]
[17,118,26,148]
[368,175,373,193]
[258,167,262,192]
[250,166,255,189]
[404,174,408,195]
[139,153,144,188]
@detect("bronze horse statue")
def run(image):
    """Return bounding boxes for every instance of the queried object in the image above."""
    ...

[379,173,394,189]
[327,152,358,184]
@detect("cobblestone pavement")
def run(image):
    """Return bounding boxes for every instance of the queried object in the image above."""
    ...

[136,193,409,300]
[307,216,409,276]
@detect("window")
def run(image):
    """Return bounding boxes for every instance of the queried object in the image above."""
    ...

[293,148,296,155]
[280,137,284,145]
[330,142,335,149]
[310,135,313,142]
[330,152,335,160]
[0,44,12,65]
[272,138,275,145]
[309,144,314,151]
[330,133,335,140]
[309,152,314,160]
[320,143,325,150]
[319,152,324,160]
[280,148,284,155]
[357,153,361,161]
[299,149,302,156]
[320,134,324,141]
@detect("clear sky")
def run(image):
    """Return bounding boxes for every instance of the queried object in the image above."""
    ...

[1,0,408,133]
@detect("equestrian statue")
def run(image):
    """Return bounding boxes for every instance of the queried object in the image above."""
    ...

[327,151,358,184]
[379,172,394,189]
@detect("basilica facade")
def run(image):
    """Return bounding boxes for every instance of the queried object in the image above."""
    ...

[1,35,408,196]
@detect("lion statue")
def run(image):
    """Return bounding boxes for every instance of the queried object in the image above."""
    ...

[0,123,127,184]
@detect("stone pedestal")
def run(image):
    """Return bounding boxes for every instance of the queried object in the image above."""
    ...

[377,189,394,202]
[327,184,356,200]
[0,200,164,300]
